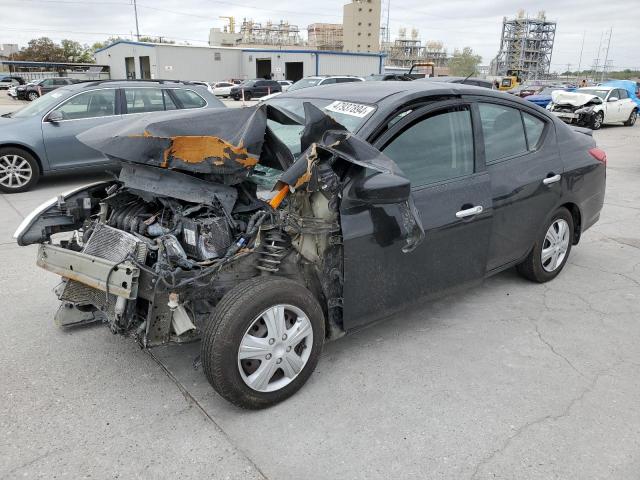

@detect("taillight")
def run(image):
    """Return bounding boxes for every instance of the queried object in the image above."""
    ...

[589,147,607,166]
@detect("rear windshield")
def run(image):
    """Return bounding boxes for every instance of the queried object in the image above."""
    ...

[9,89,71,118]
[265,97,376,155]
[288,78,322,92]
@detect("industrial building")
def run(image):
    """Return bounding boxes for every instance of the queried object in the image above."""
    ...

[492,11,556,80]
[93,41,384,82]
[343,0,381,53]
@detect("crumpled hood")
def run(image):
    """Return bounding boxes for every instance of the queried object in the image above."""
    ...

[551,91,602,106]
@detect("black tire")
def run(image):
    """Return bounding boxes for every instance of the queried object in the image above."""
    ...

[624,109,637,127]
[202,276,325,409]
[591,111,603,130]
[0,147,40,193]
[517,207,574,283]
[27,91,39,101]
[243,92,252,101]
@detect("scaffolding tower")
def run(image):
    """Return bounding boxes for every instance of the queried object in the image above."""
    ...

[307,23,343,51]
[382,29,448,69]
[493,10,556,80]
[238,19,303,47]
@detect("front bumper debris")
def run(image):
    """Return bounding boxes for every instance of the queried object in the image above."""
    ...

[36,244,140,299]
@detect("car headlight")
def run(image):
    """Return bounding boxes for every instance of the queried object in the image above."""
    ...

[575,106,594,114]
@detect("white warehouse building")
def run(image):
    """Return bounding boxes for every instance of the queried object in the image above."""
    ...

[94,41,385,82]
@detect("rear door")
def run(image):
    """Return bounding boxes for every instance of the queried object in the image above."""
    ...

[340,100,493,330]
[475,100,562,271]
[615,88,634,121]
[42,88,121,169]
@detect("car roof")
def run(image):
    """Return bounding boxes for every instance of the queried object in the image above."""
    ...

[59,79,204,90]
[282,80,506,104]
[581,86,614,90]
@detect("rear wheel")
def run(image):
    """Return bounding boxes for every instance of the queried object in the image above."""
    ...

[243,91,252,101]
[27,91,39,101]
[591,111,603,130]
[202,277,325,409]
[624,109,637,126]
[0,147,40,193]
[517,207,573,283]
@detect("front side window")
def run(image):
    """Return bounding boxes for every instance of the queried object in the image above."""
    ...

[172,89,206,109]
[40,79,54,87]
[381,106,474,187]
[479,103,527,163]
[55,89,116,120]
[124,88,176,113]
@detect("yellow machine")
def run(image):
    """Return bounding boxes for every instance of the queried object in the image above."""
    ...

[499,69,523,91]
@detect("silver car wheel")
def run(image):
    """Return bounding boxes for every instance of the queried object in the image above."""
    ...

[629,111,637,125]
[27,91,39,101]
[541,219,570,272]
[0,154,32,189]
[237,304,313,393]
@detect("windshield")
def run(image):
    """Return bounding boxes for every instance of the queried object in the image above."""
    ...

[265,97,376,155]
[288,78,322,92]
[576,88,609,99]
[9,89,70,118]
[240,80,256,87]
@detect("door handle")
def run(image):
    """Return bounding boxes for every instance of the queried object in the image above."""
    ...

[455,205,483,218]
[543,174,561,185]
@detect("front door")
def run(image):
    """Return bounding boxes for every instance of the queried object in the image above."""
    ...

[42,88,120,170]
[340,101,492,330]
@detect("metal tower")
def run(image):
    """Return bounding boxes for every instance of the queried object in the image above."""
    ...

[493,11,556,80]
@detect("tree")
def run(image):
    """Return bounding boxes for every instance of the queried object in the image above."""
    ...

[91,36,127,51]
[138,36,175,44]
[60,39,94,63]
[448,47,482,77]
[15,37,64,62]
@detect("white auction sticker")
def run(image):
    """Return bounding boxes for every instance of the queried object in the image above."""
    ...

[324,101,374,118]
[183,228,196,246]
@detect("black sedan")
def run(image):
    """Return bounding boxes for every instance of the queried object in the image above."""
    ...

[15,81,606,408]
[16,77,78,101]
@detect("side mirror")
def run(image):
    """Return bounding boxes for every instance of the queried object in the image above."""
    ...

[353,172,411,205]
[46,110,63,123]
[608,96,618,102]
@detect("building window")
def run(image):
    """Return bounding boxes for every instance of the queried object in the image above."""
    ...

[358,32,361,36]
[368,22,371,26]
[358,7,362,11]
[367,44,371,48]
[368,33,371,36]
[369,8,372,11]
[214,52,221,61]
[357,44,361,48]
[358,22,362,26]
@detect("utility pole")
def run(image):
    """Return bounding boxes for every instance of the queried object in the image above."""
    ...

[601,27,612,82]
[133,0,140,41]
[576,30,585,76]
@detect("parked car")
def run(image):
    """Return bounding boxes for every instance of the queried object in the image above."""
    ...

[230,79,282,100]
[418,76,494,89]
[210,81,235,97]
[506,84,545,97]
[15,77,79,101]
[7,85,20,98]
[547,86,637,129]
[14,81,606,408]
[288,75,364,92]
[601,80,640,108]
[277,80,293,92]
[365,73,414,81]
[0,75,25,89]
[0,79,224,192]
[523,86,570,108]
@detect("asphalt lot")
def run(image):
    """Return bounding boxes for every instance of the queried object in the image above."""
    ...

[1,92,639,479]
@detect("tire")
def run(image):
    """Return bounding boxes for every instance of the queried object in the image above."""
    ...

[591,111,603,130]
[202,276,325,409]
[243,92,252,101]
[0,147,40,193]
[27,91,39,101]
[517,207,574,283]
[624,109,637,127]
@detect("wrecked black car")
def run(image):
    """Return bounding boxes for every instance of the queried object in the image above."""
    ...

[15,82,606,408]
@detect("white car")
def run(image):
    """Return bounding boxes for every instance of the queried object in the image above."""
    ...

[210,81,235,98]
[7,86,18,98]
[547,86,638,129]
[259,75,365,103]
[277,80,293,92]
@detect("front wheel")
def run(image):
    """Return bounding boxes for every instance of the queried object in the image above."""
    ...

[202,277,325,409]
[27,91,39,101]
[624,109,637,127]
[517,207,574,283]
[0,147,40,193]
[591,111,603,130]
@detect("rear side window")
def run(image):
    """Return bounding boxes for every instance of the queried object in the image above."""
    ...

[617,89,628,99]
[478,103,527,163]
[522,112,545,150]
[171,89,207,109]
[56,89,116,119]
[124,88,176,113]
[320,78,337,85]
[382,106,474,187]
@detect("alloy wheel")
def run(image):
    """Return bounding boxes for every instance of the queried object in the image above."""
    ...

[541,219,570,272]
[27,92,39,101]
[593,113,603,129]
[237,304,313,393]
[0,154,32,189]
[630,111,637,125]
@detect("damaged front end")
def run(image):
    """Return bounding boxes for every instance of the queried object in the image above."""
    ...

[15,103,423,346]
[547,91,603,126]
